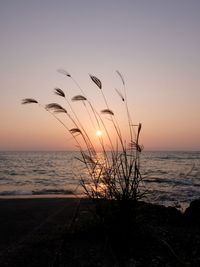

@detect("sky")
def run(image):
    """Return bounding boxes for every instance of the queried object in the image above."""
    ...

[0,0,200,151]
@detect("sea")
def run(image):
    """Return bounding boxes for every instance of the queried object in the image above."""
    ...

[0,151,200,210]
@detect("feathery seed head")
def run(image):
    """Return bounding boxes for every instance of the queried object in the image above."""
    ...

[89,74,102,89]
[57,69,71,77]
[69,128,82,135]
[116,70,125,86]
[54,88,65,98]
[101,109,114,116]
[21,98,38,104]
[115,88,125,102]
[45,103,67,113]
[71,95,87,101]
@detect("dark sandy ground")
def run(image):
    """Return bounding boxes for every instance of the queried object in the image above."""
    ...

[0,198,200,267]
[0,198,80,267]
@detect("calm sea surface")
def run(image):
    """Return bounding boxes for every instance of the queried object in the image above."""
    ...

[0,151,200,209]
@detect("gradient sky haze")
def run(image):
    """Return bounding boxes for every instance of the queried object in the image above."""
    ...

[0,0,200,151]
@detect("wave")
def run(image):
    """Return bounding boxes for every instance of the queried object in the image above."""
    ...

[144,177,194,186]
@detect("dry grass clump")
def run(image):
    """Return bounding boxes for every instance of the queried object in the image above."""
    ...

[22,70,144,202]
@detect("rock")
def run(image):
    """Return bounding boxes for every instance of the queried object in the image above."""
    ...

[184,199,200,223]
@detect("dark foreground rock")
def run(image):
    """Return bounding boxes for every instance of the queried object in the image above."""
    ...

[185,199,200,223]
[59,199,200,267]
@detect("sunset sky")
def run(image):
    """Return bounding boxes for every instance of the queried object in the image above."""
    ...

[0,0,200,151]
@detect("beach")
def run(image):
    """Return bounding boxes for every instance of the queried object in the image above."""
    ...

[0,198,81,267]
[0,197,200,267]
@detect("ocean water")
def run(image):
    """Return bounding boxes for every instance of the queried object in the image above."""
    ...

[0,151,200,209]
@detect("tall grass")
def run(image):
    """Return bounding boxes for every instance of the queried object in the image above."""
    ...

[22,70,144,202]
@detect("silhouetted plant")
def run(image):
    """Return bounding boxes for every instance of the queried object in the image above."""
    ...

[22,70,145,202]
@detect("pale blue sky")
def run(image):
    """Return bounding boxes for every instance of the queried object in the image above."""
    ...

[0,0,200,150]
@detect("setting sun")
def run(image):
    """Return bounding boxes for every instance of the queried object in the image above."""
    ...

[96,130,102,137]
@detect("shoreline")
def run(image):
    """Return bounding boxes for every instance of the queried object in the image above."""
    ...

[0,194,191,211]
[0,193,84,200]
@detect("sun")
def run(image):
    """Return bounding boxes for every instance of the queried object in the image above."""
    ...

[96,130,102,137]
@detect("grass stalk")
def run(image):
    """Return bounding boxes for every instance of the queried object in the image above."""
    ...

[22,70,144,202]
